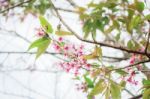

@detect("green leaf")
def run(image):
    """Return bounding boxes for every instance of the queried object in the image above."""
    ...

[39,15,53,33]
[107,3,117,9]
[143,89,150,99]
[145,14,150,21]
[55,30,73,36]
[128,9,134,19]
[127,40,134,49]
[110,81,121,99]
[36,39,51,58]
[28,37,50,50]
[118,18,126,23]
[143,79,150,86]
[135,1,145,12]
[84,76,94,88]
[129,15,141,31]
[120,81,126,88]
[116,69,128,76]
[90,79,106,96]
[95,19,104,32]
[104,25,114,34]
[87,95,94,99]
[115,33,121,41]
[83,19,92,39]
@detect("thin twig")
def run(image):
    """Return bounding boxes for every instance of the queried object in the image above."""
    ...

[0,0,33,14]
[0,90,33,99]
[66,0,78,8]
[111,59,150,71]
[129,94,142,99]
[56,7,77,13]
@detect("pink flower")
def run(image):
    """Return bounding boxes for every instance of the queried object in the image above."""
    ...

[129,54,136,64]
[58,37,63,42]
[64,46,69,50]
[125,70,138,85]
[53,44,60,51]
[35,27,45,37]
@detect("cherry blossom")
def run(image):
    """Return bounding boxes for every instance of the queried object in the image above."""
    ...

[53,37,91,76]
[35,27,45,37]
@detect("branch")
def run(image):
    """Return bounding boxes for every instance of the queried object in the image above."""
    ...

[0,90,33,99]
[56,7,77,13]
[124,88,135,97]
[66,0,78,8]
[129,94,142,99]
[111,59,150,71]
[0,51,60,55]
[0,51,129,61]
[0,72,52,99]
[0,0,33,14]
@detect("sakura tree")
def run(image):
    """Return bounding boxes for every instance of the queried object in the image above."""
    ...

[0,0,150,99]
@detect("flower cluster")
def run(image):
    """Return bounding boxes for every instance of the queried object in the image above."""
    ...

[126,70,138,85]
[53,37,91,76]
[122,53,144,85]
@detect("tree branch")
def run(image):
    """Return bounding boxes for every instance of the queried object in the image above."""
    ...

[0,90,33,99]
[111,59,150,71]
[66,0,78,8]
[0,0,33,14]
[56,7,77,13]
[129,94,142,99]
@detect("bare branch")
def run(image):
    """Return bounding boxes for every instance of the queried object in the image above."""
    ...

[111,59,150,71]
[0,0,33,14]
[129,94,142,99]
[56,7,77,13]
[66,0,78,8]
[0,90,33,99]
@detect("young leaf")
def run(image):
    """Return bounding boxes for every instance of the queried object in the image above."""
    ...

[145,14,150,21]
[90,79,106,96]
[143,79,150,86]
[84,76,94,88]
[127,40,134,49]
[135,1,145,12]
[115,69,128,76]
[120,81,126,88]
[28,37,50,50]
[36,39,51,58]
[83,19,92,39]
[110,81,121,99]
[55,30,73,36]
[104,25,114,34]
[129,15,141,31]
[39,15,53,33]
[143,89,150,99]
[83,46,102,60]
